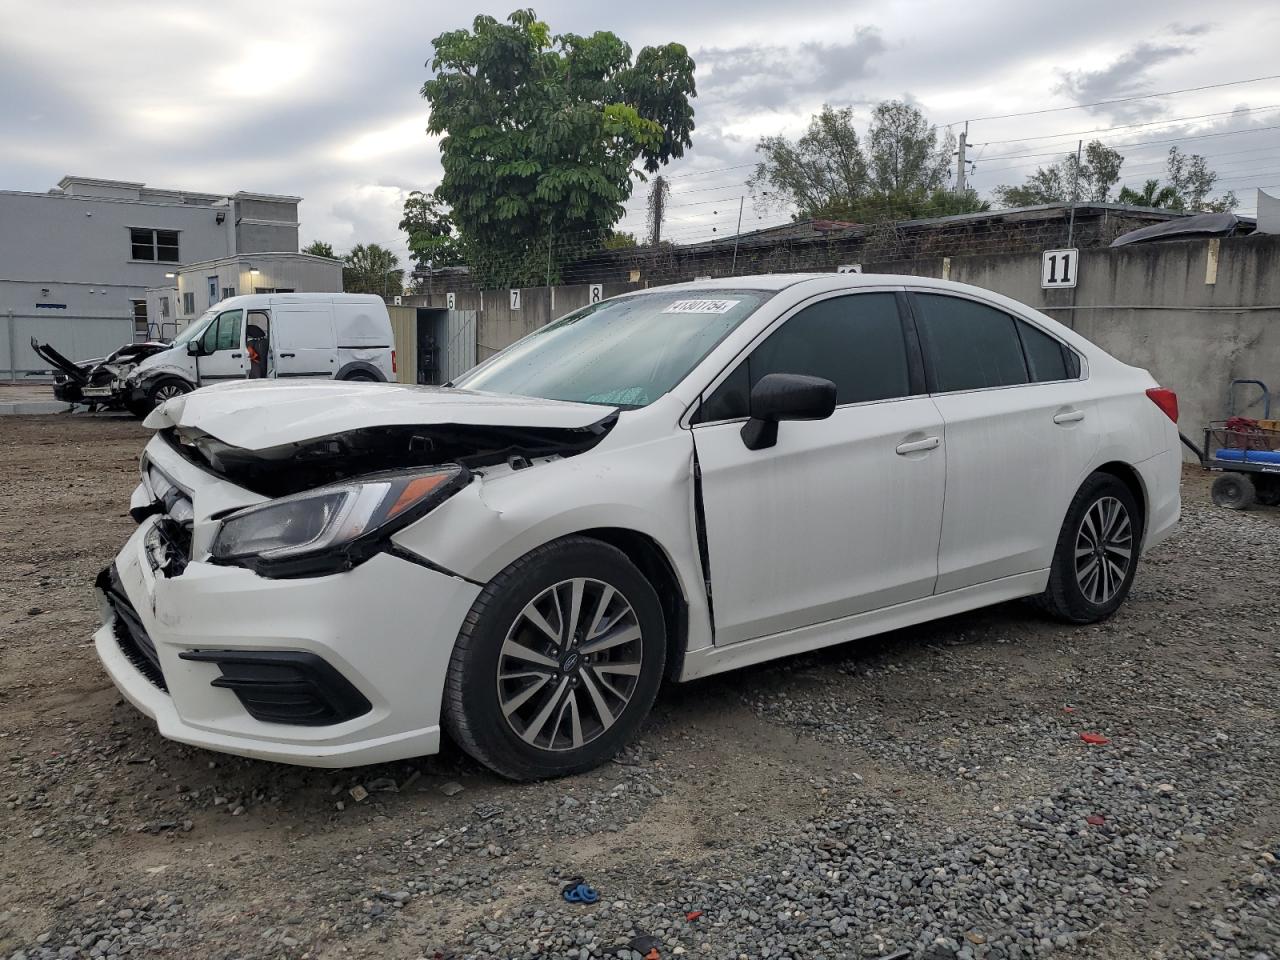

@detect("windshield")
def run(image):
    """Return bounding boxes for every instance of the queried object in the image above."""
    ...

[453,289,773,407]
[171,309,218,347]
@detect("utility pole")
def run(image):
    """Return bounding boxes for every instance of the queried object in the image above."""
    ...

[647,176,669,246]
[955,121,968,194]
[730,196,745,275]
[1067,138,1083,247]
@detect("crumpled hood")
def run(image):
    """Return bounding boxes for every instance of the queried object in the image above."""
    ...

[144,379,616,450]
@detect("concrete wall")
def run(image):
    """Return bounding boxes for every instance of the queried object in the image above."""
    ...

[456,237,1279,453]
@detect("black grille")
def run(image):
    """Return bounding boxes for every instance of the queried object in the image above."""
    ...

[96,565,168,691]
[178,650,372,726]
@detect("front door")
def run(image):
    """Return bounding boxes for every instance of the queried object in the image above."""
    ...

[195,308,245,383]
[908,291,1100,592]
[691,291,947,645]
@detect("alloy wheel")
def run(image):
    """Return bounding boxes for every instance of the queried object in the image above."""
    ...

[1074,496,1133,605]
[496,578,643,752]
[154,383,187,402]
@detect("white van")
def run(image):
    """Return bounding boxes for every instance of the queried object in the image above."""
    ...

[122,293,396,415]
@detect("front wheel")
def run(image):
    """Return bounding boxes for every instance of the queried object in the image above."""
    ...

[443,537,666,780]
[1035,473,1142,624]
[143,377,192,414]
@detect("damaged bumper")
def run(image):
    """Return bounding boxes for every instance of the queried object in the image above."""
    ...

[94,513,480,767]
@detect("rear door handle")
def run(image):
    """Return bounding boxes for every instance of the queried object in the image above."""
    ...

[895,436,940,455]
[279,352,296,358]
[1053,409,1085,424]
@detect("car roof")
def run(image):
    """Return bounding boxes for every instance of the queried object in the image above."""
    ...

[619,273,1000,294]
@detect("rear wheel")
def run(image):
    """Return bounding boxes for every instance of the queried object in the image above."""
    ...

[343,371,377,382]
[443,537,666,780]
[1212,472,1256,510]
[1035,473,1141,624]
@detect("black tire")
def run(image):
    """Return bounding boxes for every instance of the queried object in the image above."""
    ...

[343,372,378,382]
[443,536,666,781]
[1212,472,1256,510]
[143,377,192,414]
[1034,472,1142,624]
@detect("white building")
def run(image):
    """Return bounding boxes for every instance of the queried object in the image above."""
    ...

[1,175,337,379]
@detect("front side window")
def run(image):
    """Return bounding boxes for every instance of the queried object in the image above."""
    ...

[130,228,180,263]
[199,309,242,353]
[695,293,911,423]
[453,289,773,408]
[913,294,1027,393]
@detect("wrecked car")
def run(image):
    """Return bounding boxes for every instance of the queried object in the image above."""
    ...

[92,274,1182,780]
[32,337,169,410]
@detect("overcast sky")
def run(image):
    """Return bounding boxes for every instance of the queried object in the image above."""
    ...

[2,0,1278,266]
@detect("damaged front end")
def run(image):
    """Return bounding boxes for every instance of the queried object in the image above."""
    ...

[31,337,169,409]
[151,416,615,578]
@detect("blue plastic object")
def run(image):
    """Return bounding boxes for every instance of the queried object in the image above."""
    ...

[562,881,599,904]
[1214,448,1280,465]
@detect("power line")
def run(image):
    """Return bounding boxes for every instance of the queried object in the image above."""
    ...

[974,122,1280,166]
[970,102,1280,148]
[952,73,1280,124]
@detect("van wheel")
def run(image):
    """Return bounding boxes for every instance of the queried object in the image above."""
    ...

[1034,473,1141,624]
[147,377,192,409]
[443,537,666,781]
[343,371,377,382]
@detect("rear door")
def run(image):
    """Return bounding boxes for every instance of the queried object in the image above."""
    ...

[909,291,1099,592]
[691,290,947,645]
[194,308,245,383]
[271,303,336,378]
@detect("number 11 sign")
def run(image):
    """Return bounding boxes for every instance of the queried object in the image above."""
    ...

[1041,248,1078,289]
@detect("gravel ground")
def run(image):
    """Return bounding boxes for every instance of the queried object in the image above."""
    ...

[1,414,1276,960]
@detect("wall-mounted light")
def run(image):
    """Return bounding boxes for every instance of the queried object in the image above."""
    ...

[164,272,176,279]
[248,266,260,274]
[215,211,226,224]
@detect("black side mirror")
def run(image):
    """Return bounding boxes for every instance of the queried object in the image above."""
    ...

[741,373,837,450]
[186,340,201,356]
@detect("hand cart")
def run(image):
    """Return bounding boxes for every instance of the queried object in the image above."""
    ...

[1184,379,1280,510]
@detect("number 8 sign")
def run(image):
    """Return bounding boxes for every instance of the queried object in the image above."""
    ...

[1041,248,1078,289]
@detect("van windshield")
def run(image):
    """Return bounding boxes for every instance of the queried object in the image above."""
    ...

[452,289,772,408]
[172,309,218,347]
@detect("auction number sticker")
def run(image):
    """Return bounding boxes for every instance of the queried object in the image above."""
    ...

[662,299,741,314]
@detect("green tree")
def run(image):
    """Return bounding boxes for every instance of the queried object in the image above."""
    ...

[422,9,696,287]
[302,240,338,258]
[342,243,404,298]
[399,191,465,269]
[602,230,638,249]
[994,139,1124,206]
[748,102,982,222]
[1116,147,1238,212]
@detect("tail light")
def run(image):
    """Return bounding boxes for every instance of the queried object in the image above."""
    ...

[1146,387,1178,423]
[391,350,397,375]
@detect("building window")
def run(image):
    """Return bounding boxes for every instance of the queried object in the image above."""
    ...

[132,300,148,338]
[222,286,236,300]
[208,276,218,306]
[130,227,180,263]
[159,296,170,318]
[254,287,294,294]
[183,291,195,314]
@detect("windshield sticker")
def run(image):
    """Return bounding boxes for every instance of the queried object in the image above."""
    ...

[662,299,742,315]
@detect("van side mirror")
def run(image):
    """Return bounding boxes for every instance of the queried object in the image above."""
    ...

[741,373,837,450]
[186,340,201,356]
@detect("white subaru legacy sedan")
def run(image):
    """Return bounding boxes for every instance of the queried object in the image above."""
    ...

[94,274,1181,779]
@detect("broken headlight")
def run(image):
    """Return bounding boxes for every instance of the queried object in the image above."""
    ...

[210,465,466,577]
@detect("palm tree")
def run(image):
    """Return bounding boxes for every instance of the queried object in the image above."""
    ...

[342,243,404,298]
[1118,179,1182,211]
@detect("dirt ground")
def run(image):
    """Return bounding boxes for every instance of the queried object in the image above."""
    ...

[0,414,1276,960]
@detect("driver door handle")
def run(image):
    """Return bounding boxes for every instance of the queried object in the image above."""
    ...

[279,352,296,358]
[230,352,242,358]
[895,436,940,455]
[1053,409,1085,424]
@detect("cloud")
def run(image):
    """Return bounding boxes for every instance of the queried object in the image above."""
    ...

[1055,41,1194,121]
[697,28,885,111]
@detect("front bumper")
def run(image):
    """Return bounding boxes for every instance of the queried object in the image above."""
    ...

[94,515,481,767]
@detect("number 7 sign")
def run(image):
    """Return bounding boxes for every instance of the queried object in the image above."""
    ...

[1041,248,1078,289]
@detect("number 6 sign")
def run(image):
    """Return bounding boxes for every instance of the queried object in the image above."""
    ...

[1041,248,1078,289]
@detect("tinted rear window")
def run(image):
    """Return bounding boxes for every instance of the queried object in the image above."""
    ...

[914,294,1028,392]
